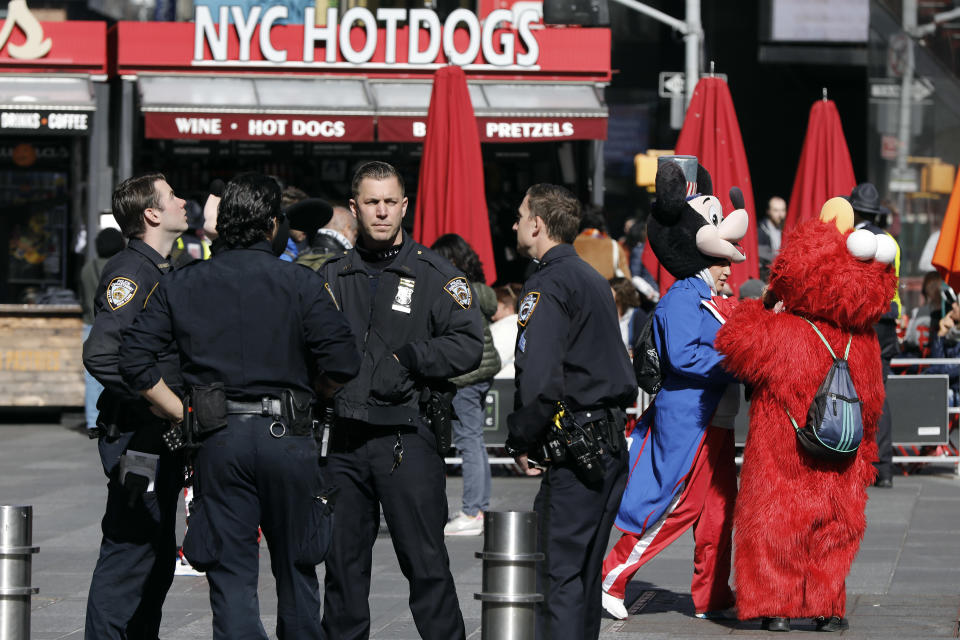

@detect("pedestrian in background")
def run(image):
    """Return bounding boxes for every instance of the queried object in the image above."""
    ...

[848,182,900,488]
[431,233,501,536]
[572,205,632,280]
[297,203,359,271]
[79,227,124,433]
[491,283,522,379]
[757,195,786,280]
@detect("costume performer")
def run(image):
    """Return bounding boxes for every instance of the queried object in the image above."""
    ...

[714,198,898,632]
[601,159,748,620]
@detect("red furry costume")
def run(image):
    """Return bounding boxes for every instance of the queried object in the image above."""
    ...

[714,219,897,621]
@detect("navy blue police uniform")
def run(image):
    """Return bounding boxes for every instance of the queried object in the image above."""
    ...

[118,240,359,640]
[82,237,184,640]
[318,232,483,640]
[506,243,636,640]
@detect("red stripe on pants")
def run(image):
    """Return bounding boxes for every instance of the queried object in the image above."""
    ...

[601,426,737,612]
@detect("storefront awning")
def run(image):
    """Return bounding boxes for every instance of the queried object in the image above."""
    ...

[0,76,96,135]
[374,81,608,142]
[139,75,376,142]
[138,75,606,143]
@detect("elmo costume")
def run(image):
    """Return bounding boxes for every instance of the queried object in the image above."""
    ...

[714,199,898,630]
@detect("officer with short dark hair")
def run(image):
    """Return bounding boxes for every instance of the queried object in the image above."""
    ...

[506,183,636,640]
[82,172,188,639]
[118,172,360,640]
[319,160,483,640]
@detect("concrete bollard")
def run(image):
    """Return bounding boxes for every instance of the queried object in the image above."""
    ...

[0,505,39,640]
[474,511,543,640]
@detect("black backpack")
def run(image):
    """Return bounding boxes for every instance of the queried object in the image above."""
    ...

[632,307,662,395]
[787,319,863,461]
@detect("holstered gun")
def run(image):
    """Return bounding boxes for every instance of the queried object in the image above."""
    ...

[544,402,605,484]
[424,383,456,456]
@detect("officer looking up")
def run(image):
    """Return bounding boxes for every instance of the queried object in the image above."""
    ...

[118,173,360,640]
[319,161,483,640]
[82,172,188,640]
[505,184,636,640]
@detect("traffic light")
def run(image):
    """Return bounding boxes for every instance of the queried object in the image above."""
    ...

[635,150,675,190]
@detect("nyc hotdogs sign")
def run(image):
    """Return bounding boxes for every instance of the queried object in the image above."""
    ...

[193,5,541,68]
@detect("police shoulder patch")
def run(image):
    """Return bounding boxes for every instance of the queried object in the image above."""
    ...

[444,277,472,309]
[106,277,138,310]
[517,291,540,327]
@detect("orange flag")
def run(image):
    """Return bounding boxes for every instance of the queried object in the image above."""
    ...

[932,168,960,291]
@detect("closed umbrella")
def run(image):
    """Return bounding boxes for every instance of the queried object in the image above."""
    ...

[643,77,758,296]
[932,168,960,291]
[784,99,856,230]
[413,65,497,284]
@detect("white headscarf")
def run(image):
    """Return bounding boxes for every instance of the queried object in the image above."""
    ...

[695,267,717,295]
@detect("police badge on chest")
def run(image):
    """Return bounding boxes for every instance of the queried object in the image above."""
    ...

[392,277,415,314]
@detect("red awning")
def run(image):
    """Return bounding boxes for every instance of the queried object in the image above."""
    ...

[373,80,607,143]
[136,75,605,144]
[378,115,606,142]
[138,75,376,142]
[144,112,374,141]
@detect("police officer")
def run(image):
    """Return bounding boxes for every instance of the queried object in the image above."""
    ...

[848,182,899,488]
[118,172,359,639]
[505,184,636,640]
[82,172,188,639]
[319,161,483,640]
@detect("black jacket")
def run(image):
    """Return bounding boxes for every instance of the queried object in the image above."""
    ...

[320,233,484,427]
[83,238,181,402]
[119,241,359,401]
[507,244,636,451]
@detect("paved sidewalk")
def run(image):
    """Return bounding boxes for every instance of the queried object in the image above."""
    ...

[2,423,958,639]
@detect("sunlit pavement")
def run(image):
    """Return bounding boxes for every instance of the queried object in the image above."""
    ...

[4,423,957,639]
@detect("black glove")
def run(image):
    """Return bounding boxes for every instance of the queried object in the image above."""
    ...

[369,354,415,402]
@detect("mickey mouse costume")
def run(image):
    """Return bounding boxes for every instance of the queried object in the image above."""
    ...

[600,159,748,620]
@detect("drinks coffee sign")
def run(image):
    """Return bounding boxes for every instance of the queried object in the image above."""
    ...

[193,5,541,68]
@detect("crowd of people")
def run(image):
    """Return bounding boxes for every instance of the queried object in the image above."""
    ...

[75,153,953,640]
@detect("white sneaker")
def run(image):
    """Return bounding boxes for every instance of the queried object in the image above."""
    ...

[602,590,629,620]
[174,556,205,577]
[444,511,484,536]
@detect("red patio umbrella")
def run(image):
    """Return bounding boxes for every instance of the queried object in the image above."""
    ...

[932,167,960,291]
[643,76,758,296]
[784,99,856,230]
[413,65,497,284]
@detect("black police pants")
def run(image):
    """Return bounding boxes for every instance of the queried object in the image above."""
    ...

[85,431,183,640]
[190,416,325,640]
[874,360,894,479]
[321,426,466,640]
[534,444,628,640]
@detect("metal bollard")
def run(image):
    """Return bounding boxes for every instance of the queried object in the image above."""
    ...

[0,506,39,640]
[474,511,543,640]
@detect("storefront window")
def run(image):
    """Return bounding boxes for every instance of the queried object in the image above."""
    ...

[0,142,72,303]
